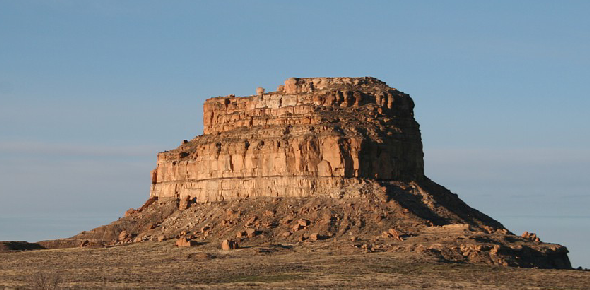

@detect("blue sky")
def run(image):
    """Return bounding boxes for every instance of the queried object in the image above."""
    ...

[1,1,589,267]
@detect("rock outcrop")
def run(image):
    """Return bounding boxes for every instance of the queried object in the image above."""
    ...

[0,241,44,252]
[40,77,572,269]
[150,77,423,202]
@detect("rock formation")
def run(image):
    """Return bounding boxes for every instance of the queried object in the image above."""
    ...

[150,77,423,202]
[0,241,44,252]
[39,77,571,269]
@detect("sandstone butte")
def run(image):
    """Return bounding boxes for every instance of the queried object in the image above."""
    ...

[36,77,572,269]
[151,77,423,202]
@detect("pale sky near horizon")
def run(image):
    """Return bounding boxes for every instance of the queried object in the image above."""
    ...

[1,1,589,267]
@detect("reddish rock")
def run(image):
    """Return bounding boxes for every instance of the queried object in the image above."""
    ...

[292,223,303,232]
[118,231,128,241]
[124,208,136,217]
[297,219,310,227]
[149,77,424,202]
[522,231,541,242]
[137,196,158,212]
[245,216,258,227]
[178,196,191,210]
[175,237,198,247]
[256,87,265,96]
[67,76,570,270]
[245,228,257,238]
[221,239,238,250]
[383,228,403,241]
[310,233,320,241]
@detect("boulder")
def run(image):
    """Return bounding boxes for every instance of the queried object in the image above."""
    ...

[175,237,198,247]
[245,228,257,238]
[221,239,238,250]
[117,231,128,241]
[310,233,320,241]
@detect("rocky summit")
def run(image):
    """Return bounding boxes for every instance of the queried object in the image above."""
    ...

[151,77,423,201]
[39,77,571,269]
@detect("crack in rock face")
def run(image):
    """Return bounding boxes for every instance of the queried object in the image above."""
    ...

[151,77,424,202]
[36,77,572,269]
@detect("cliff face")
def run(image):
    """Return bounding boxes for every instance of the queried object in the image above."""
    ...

[150,77,424,202]
[42,77,571,269]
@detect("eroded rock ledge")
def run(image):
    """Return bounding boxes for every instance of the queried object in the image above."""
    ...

[40,77,572,269]
[150,77,424,202]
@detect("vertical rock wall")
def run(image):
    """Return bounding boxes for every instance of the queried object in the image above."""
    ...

[150,77,424,202]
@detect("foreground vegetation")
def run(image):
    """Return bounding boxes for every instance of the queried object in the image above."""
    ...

[1,240,588,289]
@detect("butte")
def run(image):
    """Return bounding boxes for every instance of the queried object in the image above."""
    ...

[39,77,571,269]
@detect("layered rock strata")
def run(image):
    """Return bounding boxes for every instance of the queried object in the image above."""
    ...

[150,77,424,202]
[40,77,571,269]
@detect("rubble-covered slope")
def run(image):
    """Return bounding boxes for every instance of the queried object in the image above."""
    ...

[40,77,571,269]
[41,178,570,269]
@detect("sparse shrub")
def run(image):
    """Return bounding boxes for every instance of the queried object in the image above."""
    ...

[31,272,62,290]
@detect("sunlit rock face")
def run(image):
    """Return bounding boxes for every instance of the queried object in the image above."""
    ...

[40,77,572,270]
[150,77,424,202]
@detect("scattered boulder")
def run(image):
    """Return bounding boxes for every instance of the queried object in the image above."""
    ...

[381,228,403,241]
[226,209,240,218]
[298,219,310,227]
[292,219,310,232]
[178,196,191,210]
[221,239,239,250]
[137,196,158,212]
[125,196,158,217]
[292,223,303,232]
[522,231,541,242]
[245,216,258,227]
[245,228,257,238]
[124,208,136,217]
[310,233,320,241]
[175,237,198,247]
[118,231,129,241]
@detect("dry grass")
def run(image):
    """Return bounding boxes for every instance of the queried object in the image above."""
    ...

[1,241,588,289]
[30,272,62,290]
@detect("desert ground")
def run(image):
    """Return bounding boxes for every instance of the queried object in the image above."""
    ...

[1,240,588,290]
